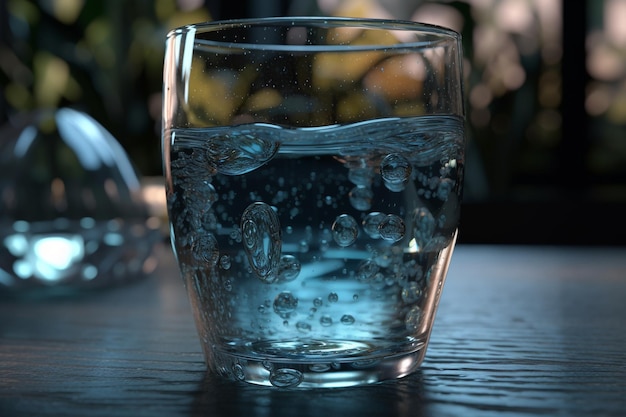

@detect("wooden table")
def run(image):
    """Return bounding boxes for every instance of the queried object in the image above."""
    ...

[1,244,625,417]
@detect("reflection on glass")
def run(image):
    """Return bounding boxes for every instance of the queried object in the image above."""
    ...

[0,108,161,296]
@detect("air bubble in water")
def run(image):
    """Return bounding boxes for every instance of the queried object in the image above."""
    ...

[219,254,231,270]
[327,292,339,303]
[348,166,374,186]
[277,254,301,282]
[401,281,423,304]
[357,260,379,282]
[412,207,436,251]
[296,321,312,332]
[269,368,303,388]
[309,363,331,372]
[378,214,406,242]
[349,185,373,211]
[381,153,412,191]
[229,226,242,243]
[340,314,355,325]
[405,306,423,331]
[273,291,298,318]
[241,202,282,282]
[232,363,245,381]
[205,129,279,175]
[196,181,218,207]
[320,315,333,327]
[313,297,323,307]
[331,214,359,247]
[437,178,455,201]
[192,234,219,266]
[362,212,386,239]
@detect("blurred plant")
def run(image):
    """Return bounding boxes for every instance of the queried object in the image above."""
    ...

[324,0,564,199]
[1,0,212,176]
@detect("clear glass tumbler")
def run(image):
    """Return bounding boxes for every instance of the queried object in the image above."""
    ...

[162,17,465,388]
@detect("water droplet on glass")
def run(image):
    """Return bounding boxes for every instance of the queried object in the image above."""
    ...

[378,214,406,242]
[273,291,298,318]
[320,315,333,327]
[362,212,386,239]
[269,368,303,388]
[405,306,423,332]
[381,153,412,191]
[331,214,359,247]
[349,185,373,211]
[340,314,355,325]
[412,207,435,251]
[241,202,282,282]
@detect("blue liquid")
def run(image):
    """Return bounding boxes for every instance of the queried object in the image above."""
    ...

[167,115,464,387]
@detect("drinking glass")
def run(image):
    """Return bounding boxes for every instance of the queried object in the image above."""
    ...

[162,17,465,388]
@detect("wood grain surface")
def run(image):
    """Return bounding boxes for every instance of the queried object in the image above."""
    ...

[1,244,625,417]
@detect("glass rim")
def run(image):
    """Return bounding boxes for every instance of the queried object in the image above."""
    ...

[166,16,461,52]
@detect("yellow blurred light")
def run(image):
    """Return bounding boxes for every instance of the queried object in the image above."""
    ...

[52,0,84,24]
[34,52,70,107]
[336,92,377,122]
[7,0,41,24]
[244,88,283,112]
[166,9,211,31]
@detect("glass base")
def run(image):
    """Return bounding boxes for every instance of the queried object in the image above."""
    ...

[210,340,427,388]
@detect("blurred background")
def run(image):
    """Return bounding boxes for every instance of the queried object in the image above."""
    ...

[1,0,624,246]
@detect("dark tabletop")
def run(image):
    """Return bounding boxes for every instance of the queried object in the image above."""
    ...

[1,243,625,417]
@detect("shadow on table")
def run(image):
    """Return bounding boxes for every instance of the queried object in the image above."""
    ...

[190,371,429,417]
